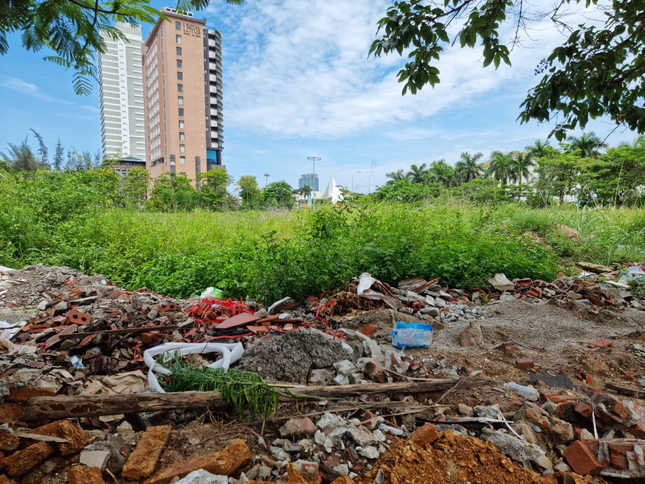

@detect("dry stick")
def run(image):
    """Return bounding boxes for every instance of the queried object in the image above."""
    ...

[435,380,461,404]
[605,382,645,398]
[22,380,456,421]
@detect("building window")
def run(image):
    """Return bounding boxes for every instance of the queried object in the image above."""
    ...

[176,35,181,43]
[180,156,186,164]
[175,21,181,30]
[177,59,182,68]
[179,132,185,140]
[178,96,184,105]
[176,47,182,55]
[177,72,183,80]
[178,84,183,92]
[178,108,184,116]
[179,120,184,128]
[180,144,185,152]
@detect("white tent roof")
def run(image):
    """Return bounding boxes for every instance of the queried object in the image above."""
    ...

[322,176,343,204]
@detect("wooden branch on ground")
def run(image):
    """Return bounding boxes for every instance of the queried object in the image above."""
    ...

[605,383,645,398]
[21,379,456,421]
[58,325,185,340]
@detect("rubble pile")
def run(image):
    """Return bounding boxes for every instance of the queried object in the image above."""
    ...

[2,262,645,482]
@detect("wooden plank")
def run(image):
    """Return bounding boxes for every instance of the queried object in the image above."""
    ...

[21,379,456,421]
[58,325,183,340]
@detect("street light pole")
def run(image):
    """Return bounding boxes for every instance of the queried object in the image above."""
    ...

[264,174,270,187]
[352,171,361,192]
[307,156,320,211]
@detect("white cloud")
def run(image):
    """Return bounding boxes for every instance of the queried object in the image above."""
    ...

[206,0,607,139]
[0,76,57,102]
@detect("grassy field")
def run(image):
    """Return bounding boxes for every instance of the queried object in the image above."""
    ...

[3,198,645,303]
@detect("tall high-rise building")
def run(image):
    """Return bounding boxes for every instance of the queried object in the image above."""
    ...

[299,173,319,191]
[142,7,224,182]
[97,22,146,161]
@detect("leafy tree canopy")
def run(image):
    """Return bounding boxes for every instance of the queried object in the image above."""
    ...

[0,0,244,95]
[370,0,645,140]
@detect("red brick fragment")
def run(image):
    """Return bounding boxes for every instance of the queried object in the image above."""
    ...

[144,439,250,484]
[409,424,438,447]
[588,339,612,348]
[608,441,633,470]
[3,442,55,476]
[6,384,56,403]
[564,441,603,476]
[67,465,105,484]
[31,419,88,455]
[122,425,172,480]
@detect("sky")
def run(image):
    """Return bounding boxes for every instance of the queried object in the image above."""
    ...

[0,0,639,193]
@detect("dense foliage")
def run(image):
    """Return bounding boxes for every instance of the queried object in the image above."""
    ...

[375,135,645,207]
[370,0,645,140]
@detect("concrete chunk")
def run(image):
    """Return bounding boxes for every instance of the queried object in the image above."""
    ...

[488,273,514,291]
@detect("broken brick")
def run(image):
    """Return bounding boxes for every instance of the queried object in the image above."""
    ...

[0,403,25,424]
[122,425,172,480]
[3,442,55,476]
[516,358,533,370]
[64,310,91,326]
[409,424,438,447]
[31,419,88,455]
[67,465,105,484]
[0,430,19,452]
[588,339,612,348]
[460,332,473,347]
[574,402,592,420]
[6,384,56,404]
[563,441,603,476]
[144,438,250,484]
[608,441,632,470]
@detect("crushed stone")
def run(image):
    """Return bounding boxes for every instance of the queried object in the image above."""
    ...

[235,328,352,383]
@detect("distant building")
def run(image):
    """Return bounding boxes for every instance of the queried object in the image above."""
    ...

[142,7,224,183]
[111,156,146,176]
[299,173,319,191]
[98,23,146,162]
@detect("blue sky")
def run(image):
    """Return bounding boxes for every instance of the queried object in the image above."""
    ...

[0,0,637,192]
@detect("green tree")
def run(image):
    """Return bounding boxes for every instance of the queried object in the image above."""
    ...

[455,152,483,183]
[53,139,65,171]
[263,181,294,208]
[0,0,244,95]
[565,132,608,159]
[385,169,406,185]
[429,159,456,188]
[297,184,313,197]
[146,173,199,212]
[0,136,43,172]
[29,129,48,167]
[526,140,558,160]
[238,175,262,209]
[510,151,535,184]
[533,153,588,204]
[373,178,440,202]
[369,0,645,139]
[198,168,231,210]
[122,167,150,208]
[488,151,514,185]
[407,163,428,183]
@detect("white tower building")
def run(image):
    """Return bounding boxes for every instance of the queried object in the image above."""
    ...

[98,23,146,161]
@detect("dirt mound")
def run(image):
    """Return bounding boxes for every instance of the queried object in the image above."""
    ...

[354,429,560,484]
[235,328,352,383]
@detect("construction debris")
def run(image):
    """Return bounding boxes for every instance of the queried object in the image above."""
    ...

[0,263,645,482]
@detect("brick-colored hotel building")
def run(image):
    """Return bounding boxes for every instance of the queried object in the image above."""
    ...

[142,7,224,182]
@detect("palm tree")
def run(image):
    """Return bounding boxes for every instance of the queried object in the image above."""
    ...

[488,151,514,185]
[455,152,483,183]
[565,132,607,158]
[407,163,428,184]
[429,159,456,188]
[297,185,312,197]
[526,140,555,159]
[511,151,535,184]
[385,169,406,185]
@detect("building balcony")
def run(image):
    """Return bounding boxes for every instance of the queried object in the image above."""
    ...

[209,74,217,83]
[210,108,218,117]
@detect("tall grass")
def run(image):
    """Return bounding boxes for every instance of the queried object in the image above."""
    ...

[2,194,645,302]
